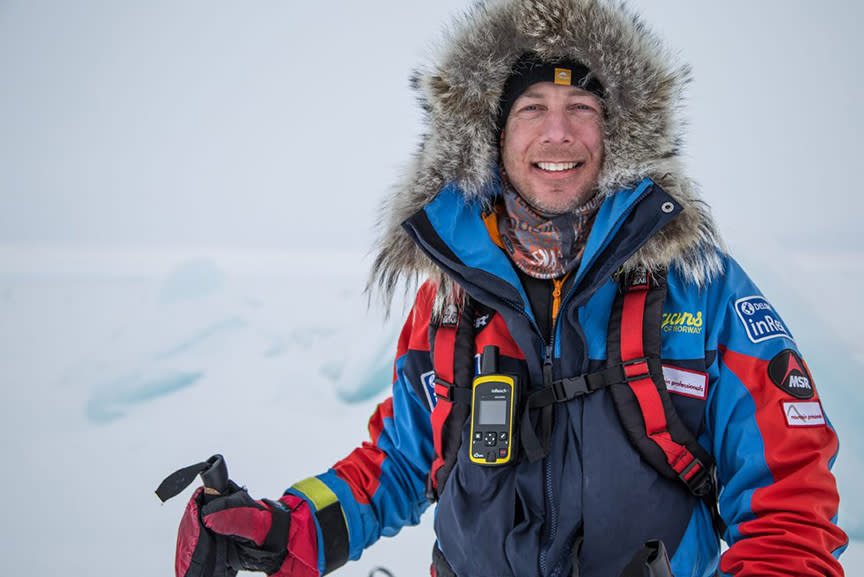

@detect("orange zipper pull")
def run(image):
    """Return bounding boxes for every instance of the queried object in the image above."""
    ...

[551,277,565,326]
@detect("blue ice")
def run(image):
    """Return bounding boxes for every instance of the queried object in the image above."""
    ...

[86,369,203,424]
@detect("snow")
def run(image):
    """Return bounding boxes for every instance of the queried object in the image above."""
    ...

[0,245,861,576]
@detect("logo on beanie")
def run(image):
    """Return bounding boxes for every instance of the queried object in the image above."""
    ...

[554,68,572,86]
[768,349,815,399]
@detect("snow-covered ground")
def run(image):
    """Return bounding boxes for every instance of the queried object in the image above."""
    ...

[0,244,861,576]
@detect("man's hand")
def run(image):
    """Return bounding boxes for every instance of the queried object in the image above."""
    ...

[176,486,320,577]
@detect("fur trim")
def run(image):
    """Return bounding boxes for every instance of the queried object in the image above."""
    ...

[368,0,725,306]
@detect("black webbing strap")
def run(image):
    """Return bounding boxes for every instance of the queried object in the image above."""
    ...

[606,268,726,536]
[432,379,474,404]
[426,295,477,501]
[260,499,293,553]
[520,366,625,463]
[156,460,213,502]
[528,367,626,408]
[617,540,674,577]
[156,455,230,502]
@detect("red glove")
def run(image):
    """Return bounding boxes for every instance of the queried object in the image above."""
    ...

[176,486,319,577]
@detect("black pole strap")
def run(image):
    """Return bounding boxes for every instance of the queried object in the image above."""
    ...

[156,455,229,503]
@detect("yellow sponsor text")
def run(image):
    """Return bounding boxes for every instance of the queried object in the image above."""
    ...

[662,311,703,334]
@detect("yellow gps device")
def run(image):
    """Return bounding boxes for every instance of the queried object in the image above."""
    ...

[469,346,519,466]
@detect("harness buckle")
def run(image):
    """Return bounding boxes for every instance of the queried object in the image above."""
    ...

[434,377,456,402]
[434,377,473,404]
[551,376,590,402]
[678,457,714,497]
[622,356,653,383]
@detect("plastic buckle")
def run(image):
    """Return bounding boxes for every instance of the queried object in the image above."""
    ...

[622,356,652,383]
[551,379,567,402]
[679,458,712,497]
[434,377,455,402]
[551,376,589,402]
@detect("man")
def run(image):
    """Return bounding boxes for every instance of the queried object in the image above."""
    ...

[174,0,847,575]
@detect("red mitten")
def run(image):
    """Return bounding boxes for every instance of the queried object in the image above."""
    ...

[202,492,319,577]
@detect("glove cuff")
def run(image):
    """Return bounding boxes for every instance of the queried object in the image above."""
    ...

[272,494,320,577]
[286,478,350,575]
[261,498,292,552]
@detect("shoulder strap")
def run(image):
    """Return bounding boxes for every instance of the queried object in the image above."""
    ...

[426,295,476,501]
[606,268,725,535]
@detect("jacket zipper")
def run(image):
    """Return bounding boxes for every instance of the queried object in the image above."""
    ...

[419,183,661,576]
[540,340,556,577]
[551,276,565,327]
[514,188,658,576]
[540,271,599,575]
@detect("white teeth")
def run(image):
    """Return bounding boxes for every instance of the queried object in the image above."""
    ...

[536,162,580,172]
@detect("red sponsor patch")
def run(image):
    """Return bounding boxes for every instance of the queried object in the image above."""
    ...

[662,365,708,400]
[782,400,826,427]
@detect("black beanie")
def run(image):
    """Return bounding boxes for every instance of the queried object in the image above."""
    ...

[497,52,605,132]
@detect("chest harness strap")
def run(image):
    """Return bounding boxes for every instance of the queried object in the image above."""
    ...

[426,297,477,500]
[607,270,725,535]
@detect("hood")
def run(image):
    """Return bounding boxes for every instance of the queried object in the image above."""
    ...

[369,0,725,305]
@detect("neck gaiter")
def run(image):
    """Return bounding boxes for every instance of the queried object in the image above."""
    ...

[497,180,602,279]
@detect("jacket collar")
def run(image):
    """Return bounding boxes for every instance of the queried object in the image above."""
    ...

[403,178,682,321]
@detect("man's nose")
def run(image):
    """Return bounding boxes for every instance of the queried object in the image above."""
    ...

[540,109,574,144]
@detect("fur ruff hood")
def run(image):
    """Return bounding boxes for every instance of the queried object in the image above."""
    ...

[369,0,724,305]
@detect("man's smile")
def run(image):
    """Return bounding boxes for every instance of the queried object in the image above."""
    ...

[533,161,584,173]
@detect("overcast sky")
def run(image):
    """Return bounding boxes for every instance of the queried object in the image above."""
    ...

[1,0,861,253]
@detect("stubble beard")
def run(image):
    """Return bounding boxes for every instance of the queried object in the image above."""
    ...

[518,182,600,217]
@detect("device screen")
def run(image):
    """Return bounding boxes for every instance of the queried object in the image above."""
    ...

[478,399,507,425]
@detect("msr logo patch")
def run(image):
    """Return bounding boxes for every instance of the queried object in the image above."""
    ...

[734,296,792,343]
[768,349,815,399]
[783,401,826,427]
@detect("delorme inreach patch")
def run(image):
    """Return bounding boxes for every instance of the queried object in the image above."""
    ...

[734,295,792,344]
[768,349,815,400]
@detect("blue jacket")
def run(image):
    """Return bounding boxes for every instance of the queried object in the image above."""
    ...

[288,179,847,577]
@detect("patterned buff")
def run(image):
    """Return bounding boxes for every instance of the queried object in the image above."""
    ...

[498,182,602,279]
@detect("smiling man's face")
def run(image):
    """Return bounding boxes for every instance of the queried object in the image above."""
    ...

[501,82,605,215]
